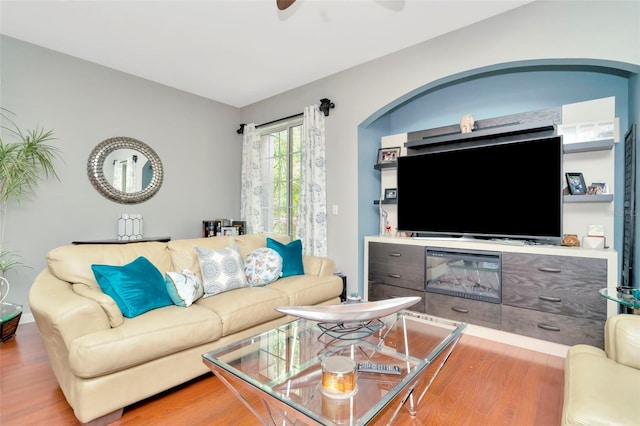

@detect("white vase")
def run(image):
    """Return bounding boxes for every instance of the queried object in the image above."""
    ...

[0,276,9,303]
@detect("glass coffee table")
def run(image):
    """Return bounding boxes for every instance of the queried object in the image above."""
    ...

[202,310,466,425]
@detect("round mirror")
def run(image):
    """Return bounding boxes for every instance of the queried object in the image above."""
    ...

[87,136,163,204]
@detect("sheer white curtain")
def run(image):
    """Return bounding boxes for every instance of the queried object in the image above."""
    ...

[296,105,327,256]
[125,156,137,193]
[240,124,264,234]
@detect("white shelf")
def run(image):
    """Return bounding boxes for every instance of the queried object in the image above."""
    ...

[564,194,614,203]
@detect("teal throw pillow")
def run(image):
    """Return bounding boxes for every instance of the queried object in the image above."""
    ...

[266,238,304,278]
[91,256,173,318]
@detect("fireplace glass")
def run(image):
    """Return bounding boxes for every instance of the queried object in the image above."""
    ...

[425,247,501,304]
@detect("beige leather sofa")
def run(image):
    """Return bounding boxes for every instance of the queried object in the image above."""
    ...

[29,234,343,425]
[562,314,640,425]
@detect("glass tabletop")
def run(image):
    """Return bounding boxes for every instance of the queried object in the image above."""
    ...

[202,310,466,425]
[0,302,22,322]
[599,288,640,309]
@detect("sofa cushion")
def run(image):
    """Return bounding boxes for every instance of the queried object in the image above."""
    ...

[68,304,223,378]
[267,238,304,277]
[167,237,235,282]
[165,269,204,307]
[194,286,289,336]
[72,284,125,327]
[244,247,283,286]
[91,256,174,318]
[196,244,248,296]
[234,233,290,258]
[267,273,344,306]
[47,242,172,292]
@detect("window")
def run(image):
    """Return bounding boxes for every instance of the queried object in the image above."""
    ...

[260,119,302,236]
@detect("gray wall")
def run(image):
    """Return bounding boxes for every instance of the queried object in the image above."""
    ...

[241,1,640,295]
[2,1,639,317]
[1,36,242,317]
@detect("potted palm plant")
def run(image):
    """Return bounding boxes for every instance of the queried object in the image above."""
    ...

[0,108,61,340]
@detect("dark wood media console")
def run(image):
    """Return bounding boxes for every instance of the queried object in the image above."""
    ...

[365,236,617,349]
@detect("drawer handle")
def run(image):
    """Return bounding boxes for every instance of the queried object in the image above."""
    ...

[537,323,561,332]
[451,307,469,314]
[538,267,561,273]
[538,295,562,303]
[388,252,402,257]
[388,274,401,279]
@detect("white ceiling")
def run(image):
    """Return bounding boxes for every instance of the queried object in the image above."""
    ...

[0,0,533,108]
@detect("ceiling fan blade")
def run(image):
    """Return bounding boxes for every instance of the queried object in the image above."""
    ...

[276,0,296,11]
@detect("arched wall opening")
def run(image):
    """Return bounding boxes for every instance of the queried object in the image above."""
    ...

[357,59,640,295]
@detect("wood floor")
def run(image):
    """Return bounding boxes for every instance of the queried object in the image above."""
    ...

[0,323,565,425]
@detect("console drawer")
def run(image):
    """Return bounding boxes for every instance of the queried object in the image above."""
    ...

[368,282,425,313]
[368,242,425,291]
[501,305,604,348]
[502,253,606,321]
[425,292,501,329]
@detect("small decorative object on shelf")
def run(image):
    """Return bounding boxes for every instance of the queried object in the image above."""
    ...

[118,213,143,241]
[459,114,475,133]
[379,202,388,237]
[561,234,580,247]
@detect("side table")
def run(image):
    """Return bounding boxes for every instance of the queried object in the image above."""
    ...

[72,236,171,245]
[1,302,23,342]
[599,288,640,314]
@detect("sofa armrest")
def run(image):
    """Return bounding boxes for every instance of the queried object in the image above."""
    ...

[562,344,640,426]
[302,256,336,277]
[29,269,112,348]
[605,314,640,369]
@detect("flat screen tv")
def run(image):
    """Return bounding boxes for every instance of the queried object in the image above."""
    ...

[397,136,563,244]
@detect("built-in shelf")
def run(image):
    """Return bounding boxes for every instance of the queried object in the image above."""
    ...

[373,199,397,205]
[563,139,615,153]
[564,194,614,203]
[405,122,556,150]
[374,162,396,170]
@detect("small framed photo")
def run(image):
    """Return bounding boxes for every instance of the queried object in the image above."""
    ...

[384,188,397,200]
[565,172,587,195]
[587,182,607,195]
[377,147,400,164]
[221,226,238,236]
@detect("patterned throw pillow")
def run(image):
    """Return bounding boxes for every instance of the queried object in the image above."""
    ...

[195,244,248,297]
[165,269,204,307]
[244,248,283,286]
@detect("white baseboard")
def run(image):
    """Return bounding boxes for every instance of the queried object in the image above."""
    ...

[464,323,569,358]
[19,312,35,324]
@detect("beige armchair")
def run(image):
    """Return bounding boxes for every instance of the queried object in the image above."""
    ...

[562,314,640,425]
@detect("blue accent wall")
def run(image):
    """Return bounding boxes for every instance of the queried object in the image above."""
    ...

[358,64,637,296]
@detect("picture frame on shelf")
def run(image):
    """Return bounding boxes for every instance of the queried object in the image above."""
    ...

[565,172,587,195]
[587,182,607,195]
[384,188,397,201]
[377,147,400,164]
[221,226,238,236]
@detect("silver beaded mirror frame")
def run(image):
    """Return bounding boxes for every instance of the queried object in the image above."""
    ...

[87,136,164,204]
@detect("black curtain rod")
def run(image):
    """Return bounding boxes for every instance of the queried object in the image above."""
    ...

[237,98,335,134]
